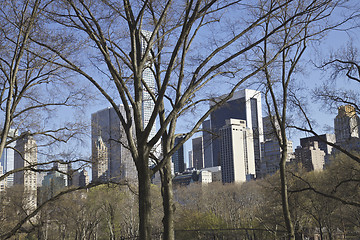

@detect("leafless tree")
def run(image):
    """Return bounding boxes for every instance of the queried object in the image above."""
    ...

[0,0,90,184]
[251,0,354,239]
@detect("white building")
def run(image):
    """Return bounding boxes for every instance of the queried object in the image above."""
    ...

[14,133,37,212]
[220,119,256,183]
[199,170,212,183]
[141,30,157,141]
[0,163,5,191]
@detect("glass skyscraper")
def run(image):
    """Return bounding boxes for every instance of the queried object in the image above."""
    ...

[0,129,18,187]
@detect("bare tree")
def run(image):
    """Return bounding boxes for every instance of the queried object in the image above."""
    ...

[0,0,89,184]
[252,0,352,239]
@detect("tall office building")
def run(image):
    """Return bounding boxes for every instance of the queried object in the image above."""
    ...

[188,150,193,168]
[91,106,136,183]
[261,115,294,177]
[14,133,37,211]
[141,30,157,141]
[172,135,185,173]
[262,115,281,141]
[220,119,255,183]
[208,89,263,176]
[202,119,213,168]
[261,139,293,177]
[192,137,204,170]
[334,105,360,142]
[0,129,18,187]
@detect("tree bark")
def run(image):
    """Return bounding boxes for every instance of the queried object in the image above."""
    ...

[161,157,175,240]
[138,164,152,240]
[279,143,295,240]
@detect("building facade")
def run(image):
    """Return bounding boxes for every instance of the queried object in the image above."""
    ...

[295,141,325,171]
[0,129,18,187]
[202,119,214,168]
[334,105,360,143]
[141,30,157,141]
[172,135,185,173]
[208,89,263,177]
[91,106,136,183]
[0,163,5,191]
[300,134,335,165]
[14,133,37,212]
[220,119,256,183]
[192,137,204,170]
[261,139,293,177]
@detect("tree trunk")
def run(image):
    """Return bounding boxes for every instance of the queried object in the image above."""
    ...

[279,145,295,240]
[161,157,175,240]
[138,164,152,240]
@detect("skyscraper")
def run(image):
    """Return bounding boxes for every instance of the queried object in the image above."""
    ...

[188,150,193,168]
[14,133,37,211]
[91,106,136,183]
[261,139,293,177]
[220,119,255,183]
[261,115,294,177]
[202,119,213,168]
[0,129,18,187]
[192,137,204,170]
[172,135,185,173]
[141,30,156,141]
[207,89,263,176]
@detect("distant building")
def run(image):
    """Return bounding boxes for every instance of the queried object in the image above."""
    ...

[79,169,89,187]
[172,169,213,187]
[188,150,193,168]
[262,115,281,141]
[261,115,296,177]
[202,166,222,182]
[42,171,66,199]
[141,30,157,141]
[53,162,70,187]
[0,163,5,191]
[220,119,256,183]
[192,137,204,170]
[14,133,37,211]
[0,129,18,187]
[202,119,214,168]
[172,171,199,187]
[208,89,263,177]
[261,139,293,177]
[91,106,136,183]
[295,141,325,171]
[300,134,335,165]
[334,105,360,142]
[92,135,109,181]
[199,170,212,183]
[172,135,185,173]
